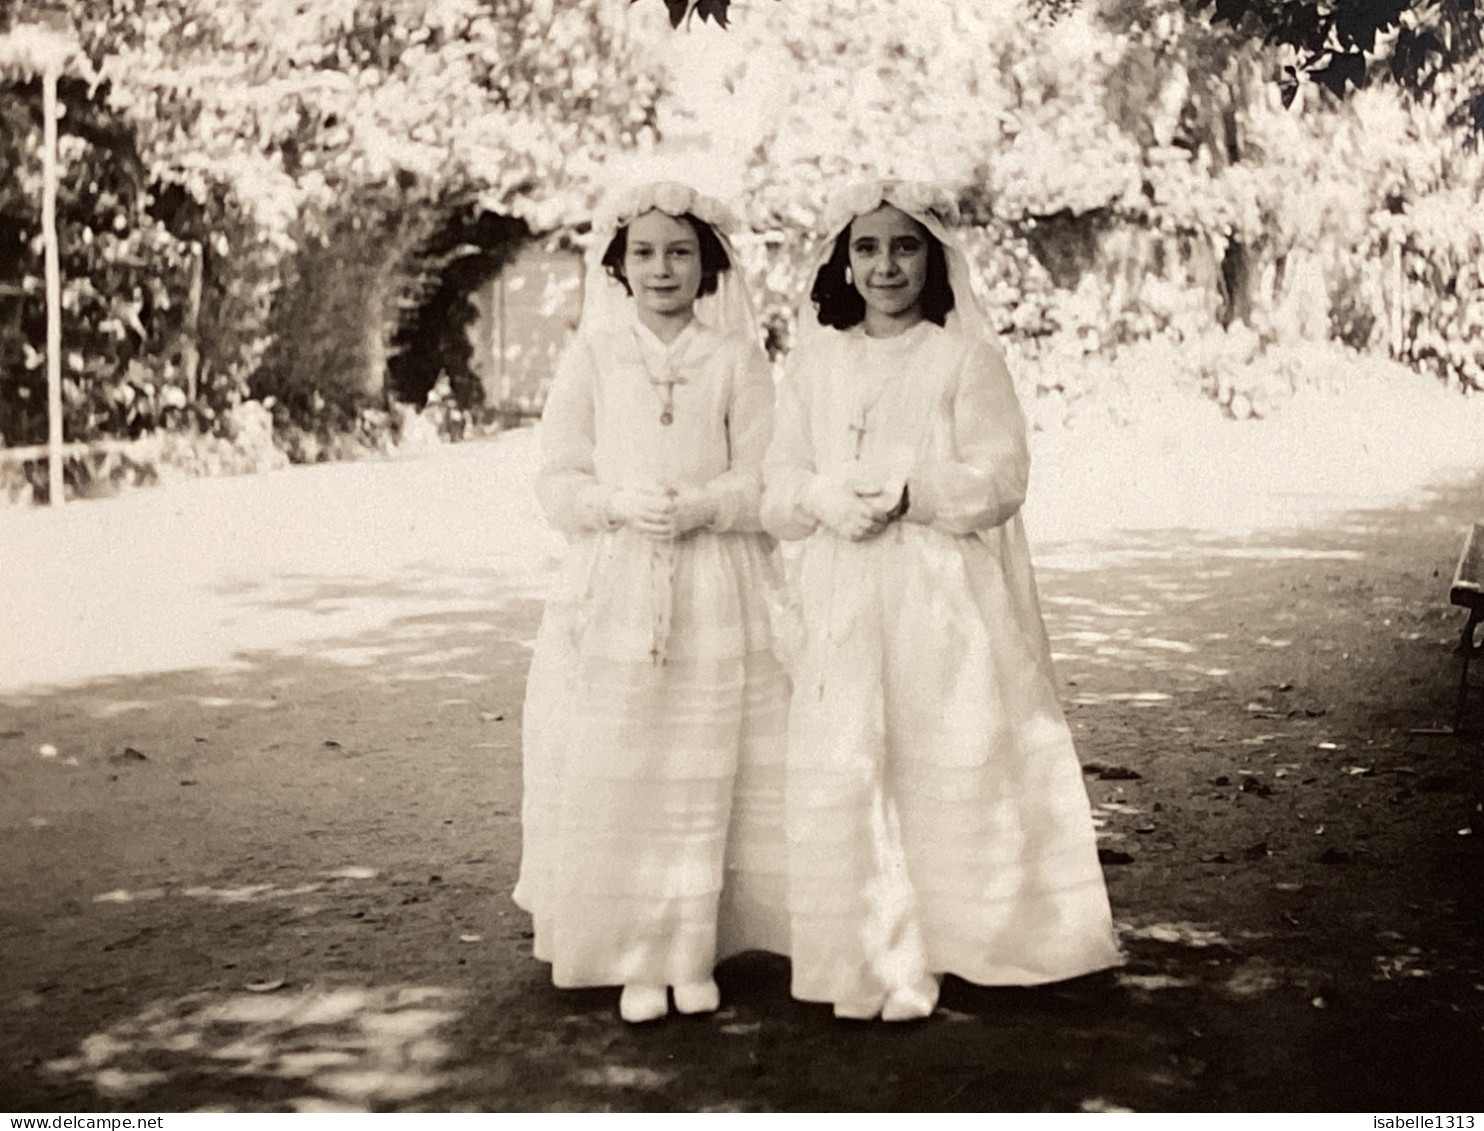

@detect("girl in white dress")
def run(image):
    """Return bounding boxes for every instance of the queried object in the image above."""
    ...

[515,183,790,1024]
[761,181,1122,1021]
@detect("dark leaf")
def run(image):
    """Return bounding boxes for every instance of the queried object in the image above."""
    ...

[663,0,690,27]
[1098,848,1135,865]
[109,746,148,764]
[1266,2,1326,54]
[1333,0,1397,51]
[1311,51,1368,97]
[1392,27,1444,84]
[1213,0,1248,25]
[1243,840,1271,860]
[694,0,731,28]
[1098,764,1144,781]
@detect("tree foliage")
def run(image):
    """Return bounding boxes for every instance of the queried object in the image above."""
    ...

[706,0,1484,407]
[0,0,665,452]
[1187,0,1482,105]
[642,0,740,29]
[2,0,1482,481]
[653,0,1482,105]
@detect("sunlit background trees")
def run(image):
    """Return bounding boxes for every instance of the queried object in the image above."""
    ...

[1,0,1481,500]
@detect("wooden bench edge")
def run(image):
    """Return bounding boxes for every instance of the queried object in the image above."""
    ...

[1451,522,1484,608]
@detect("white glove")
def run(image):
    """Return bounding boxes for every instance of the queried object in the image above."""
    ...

[805,476,889,541]
[607,487,676,538]
[669,486,718,536]
[851,475,907,523]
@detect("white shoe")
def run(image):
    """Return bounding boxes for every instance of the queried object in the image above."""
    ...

[881,977,939,1022]
[832,997,882,1021]
[619,983,668,1024]
[673,979,721,1015]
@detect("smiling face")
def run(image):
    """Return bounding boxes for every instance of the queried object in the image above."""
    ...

[847,205,930,331]
[623,210,704,320]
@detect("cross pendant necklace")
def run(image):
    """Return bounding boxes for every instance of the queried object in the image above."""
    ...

[849,377,891,461]
[632,327,685,426]
[653,370,678,426]
[849,407,869,460]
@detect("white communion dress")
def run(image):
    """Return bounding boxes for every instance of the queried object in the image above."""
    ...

[514,314,792,989]
[762,317,1122,1015]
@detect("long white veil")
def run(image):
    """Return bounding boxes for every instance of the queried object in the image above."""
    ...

[579,181,760,344]
[794,179,996,354]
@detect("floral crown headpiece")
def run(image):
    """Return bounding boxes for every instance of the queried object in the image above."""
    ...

[820,179,961,237]
[592,181,738,239]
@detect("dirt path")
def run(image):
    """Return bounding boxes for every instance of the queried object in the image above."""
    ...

[1,441,1482,1113]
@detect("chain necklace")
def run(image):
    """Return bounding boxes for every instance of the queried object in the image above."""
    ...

[630,325,689,426]
[847,373,895,460]
[625,323,687,666]
[847,324,927,458]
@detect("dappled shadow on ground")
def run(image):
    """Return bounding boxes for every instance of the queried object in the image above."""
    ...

[1,568,541,721]
[4,476,1484,1111]
[40,985,463,1113]
[0,583,545,1112]
[0,430,559,696]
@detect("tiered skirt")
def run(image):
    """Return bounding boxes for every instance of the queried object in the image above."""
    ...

[514,527,791,987]
[783,516,1122,1011]
[516,517,1121,1003]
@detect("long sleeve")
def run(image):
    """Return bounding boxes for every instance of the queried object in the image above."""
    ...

[905,338,1029,535]
[760,352,821,541]
[701,343,776,533]
[534,335,616,535]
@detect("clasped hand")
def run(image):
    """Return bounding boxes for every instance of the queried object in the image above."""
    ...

[806,475,906,542]
[607,485,715,539]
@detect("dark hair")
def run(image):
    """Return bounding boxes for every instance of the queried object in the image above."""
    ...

[600,212,731,298]
[810,216,955,330]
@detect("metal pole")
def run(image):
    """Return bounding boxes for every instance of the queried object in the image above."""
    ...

[183,244,202,402]
[496,272,509,407]
[42,64,64,506]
